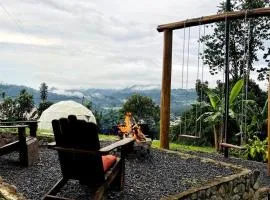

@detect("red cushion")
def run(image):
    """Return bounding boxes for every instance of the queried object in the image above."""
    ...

[102,155,117,172]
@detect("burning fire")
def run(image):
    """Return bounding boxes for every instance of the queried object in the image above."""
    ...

[118,112,146,142]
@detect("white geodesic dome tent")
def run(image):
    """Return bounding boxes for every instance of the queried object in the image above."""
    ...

[38,100,96,132]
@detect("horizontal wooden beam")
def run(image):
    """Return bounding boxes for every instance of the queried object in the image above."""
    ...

[157,7,270,32]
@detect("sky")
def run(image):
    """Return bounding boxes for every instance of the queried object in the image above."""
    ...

[0,0,267,90]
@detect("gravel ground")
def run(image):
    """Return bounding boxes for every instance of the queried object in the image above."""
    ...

[0,144,268,200]
[187,150,270,187]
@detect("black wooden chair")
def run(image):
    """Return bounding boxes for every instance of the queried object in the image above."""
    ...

[43,115,134,200]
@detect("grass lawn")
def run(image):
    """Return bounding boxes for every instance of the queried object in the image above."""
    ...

[152,140,215,153]
[1,128,215,154]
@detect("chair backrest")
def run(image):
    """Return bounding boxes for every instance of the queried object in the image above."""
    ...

[52,115,105,186]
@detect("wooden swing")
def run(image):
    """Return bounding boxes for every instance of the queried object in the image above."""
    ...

[178,24,205,140]
[157,6,270,175]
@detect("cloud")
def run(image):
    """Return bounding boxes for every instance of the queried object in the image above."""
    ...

[1,0,266,91]
[0,31,63,46]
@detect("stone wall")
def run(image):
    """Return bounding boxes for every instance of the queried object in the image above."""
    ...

[158,149,264,200]
[164,170,260,200]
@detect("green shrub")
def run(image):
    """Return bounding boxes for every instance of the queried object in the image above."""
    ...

[245,136,267,162]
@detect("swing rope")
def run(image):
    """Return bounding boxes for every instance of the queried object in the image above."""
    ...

[199,25,206,138]
[180,22,186,137]
[195,25,201,137]
[244,16,251,139]
[179,24,203,139]
[184,27,191,136]
[239,10,250,144]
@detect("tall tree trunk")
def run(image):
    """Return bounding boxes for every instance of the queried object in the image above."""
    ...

[213,125,220,151]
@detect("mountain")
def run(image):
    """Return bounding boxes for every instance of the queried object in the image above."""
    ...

[0,83,197,116]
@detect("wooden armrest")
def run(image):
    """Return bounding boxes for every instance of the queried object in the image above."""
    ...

[100,138,135,154]
[51,138,135,155]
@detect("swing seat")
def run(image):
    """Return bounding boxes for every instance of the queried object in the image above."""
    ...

[178,134,200,139]
[220,142,246,150]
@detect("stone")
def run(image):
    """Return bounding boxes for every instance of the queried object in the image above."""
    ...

[218,185,225,197]
[191,193,197,200]
[210,195,218,200]
[211,186,217,195]
[245,178,250,191]
[228,181,233,193]
[243,192,249,200]
[253,180,260,190]
[232,194,241,200]
[250,174,255,186]
[238,183,246,194]
[198,190,206,199]
[206,188,211,197]
[233,186,239,194]
[248,188,255,199]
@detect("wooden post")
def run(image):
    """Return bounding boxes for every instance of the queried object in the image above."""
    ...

[160,30,173,149]
[18,126,28,166]
[268,78,270,176]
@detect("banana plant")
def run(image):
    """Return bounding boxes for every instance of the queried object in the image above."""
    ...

[197,79,246,151]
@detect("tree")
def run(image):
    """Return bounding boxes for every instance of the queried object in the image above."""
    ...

[0,97,15,120]
[120,94,160,130]
[198,79,246,150]
[0,89,34,120]
[1,91,5,100]
[15,89,34,120]
[38,82,53,116]
[195,80,209,102]
[201,0,270,82]
[38,101,53,116]
[40,82,48,102]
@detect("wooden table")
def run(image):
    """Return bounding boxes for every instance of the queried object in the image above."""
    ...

[0,125,29,166]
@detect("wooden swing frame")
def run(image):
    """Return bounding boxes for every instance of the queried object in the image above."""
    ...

[157,7,270,175]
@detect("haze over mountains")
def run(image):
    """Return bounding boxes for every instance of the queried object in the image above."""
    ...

[0,83,197,116]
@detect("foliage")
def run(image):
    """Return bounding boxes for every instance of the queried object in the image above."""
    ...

[38,82,53,116]
[199,79,244,124]
[14,89,34,120]
[201,0,270,81]
[120,94,160,130]
[245,136,268,162]
[196,79,246,150]
[99,109,119,133]
[40,82,48,102]
[0,97,16,120]
[195,80,209,102]
[170,102,213,146]
[1,91,5,99]
[38,101,53,116]
[83,98,93,110]
[0,89,34,121]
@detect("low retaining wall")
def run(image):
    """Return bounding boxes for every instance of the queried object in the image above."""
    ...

[160,149,261,200]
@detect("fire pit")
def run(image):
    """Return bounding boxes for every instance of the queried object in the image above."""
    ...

[117,112,152,156]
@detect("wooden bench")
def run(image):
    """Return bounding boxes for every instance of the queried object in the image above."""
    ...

[0,120,39,137]
[0,124,39,166]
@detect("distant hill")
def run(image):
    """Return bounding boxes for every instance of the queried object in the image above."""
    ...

[0,83,197,116]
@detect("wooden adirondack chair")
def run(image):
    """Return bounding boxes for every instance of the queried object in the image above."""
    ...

[43,115,134,200]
